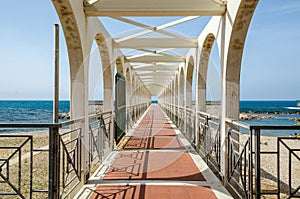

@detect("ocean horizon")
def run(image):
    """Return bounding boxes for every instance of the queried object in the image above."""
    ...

[0,100,299,136]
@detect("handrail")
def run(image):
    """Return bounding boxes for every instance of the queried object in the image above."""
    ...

[161,101,300,198]
[250,125,300,130]
[89,110,113,120]
[126,103,148,109]
[0,111,114,129]
[0,105,158,199]
[162,102,220,119]
[225,117,250,130]
[161,102,300,131]
[59,117,85,127]
[0,123,60,128]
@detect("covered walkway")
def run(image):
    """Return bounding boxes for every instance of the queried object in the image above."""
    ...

[49,1,260,197]
[75,104,232,199]
[1,1,300,199]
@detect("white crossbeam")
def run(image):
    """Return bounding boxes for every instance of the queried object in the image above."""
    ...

[84,0,226,16]
[115,38,197,49]
[142,80,171,83]
[133,66,178,71]
[127,55,185,63]
[114,16,200,43]
[126,49,184,61]
[138,73,175,77]
[156,16,199,30]
[84,0,100,6]
[137,49,185,59]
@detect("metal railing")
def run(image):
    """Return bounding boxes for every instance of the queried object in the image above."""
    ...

[0,102,151,199]
[277,136,300,198]
[88,111,112,174]
[0,111,113,199]
[225,123,300,199]
[126,103,149,130]
[250,126,300,199]
[185,107,196,146]
[0,135,33,199]
[160,102,300,199]
[225,119,252,199]
[162,104,195,144]
[198,111,221,178]
[0,103,149,198]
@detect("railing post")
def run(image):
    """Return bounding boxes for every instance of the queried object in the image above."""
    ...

[277,137,280,198]
[195,110,199,149]
[255,129,261,199]
[49,126,60,199]
[109,111,115,150]
[227,129,231,181]
[249,129,253,199]
[53,24,59,124]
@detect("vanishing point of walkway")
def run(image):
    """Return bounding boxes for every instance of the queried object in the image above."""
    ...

[75,104,232,199]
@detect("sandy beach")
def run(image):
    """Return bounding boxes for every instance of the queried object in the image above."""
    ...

[0,129,73,199]
[241,134,300,198]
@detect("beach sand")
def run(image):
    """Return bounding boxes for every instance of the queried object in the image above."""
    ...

[241,134,300,198]
[0,129,73,198]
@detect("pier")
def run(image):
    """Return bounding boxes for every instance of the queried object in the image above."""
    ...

[0,0,300,198]
[75,104,231,198]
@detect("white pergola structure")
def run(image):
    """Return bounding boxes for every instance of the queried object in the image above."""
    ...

[52,0,258,184]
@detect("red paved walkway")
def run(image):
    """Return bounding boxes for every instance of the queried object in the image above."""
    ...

[84,104,231,199]
[91,185,217,199]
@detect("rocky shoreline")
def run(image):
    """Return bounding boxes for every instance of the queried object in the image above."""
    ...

[241,111,300,115]
[58,112,70,119]
[239,113,276,120]
[239,111,300,121]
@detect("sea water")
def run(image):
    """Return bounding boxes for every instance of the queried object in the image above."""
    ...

[0,100,69,133]
[240,100,300,113]
[0,100,299,135]
[240,101,300,136]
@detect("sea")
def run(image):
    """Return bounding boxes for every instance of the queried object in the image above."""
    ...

[0,100,69,134]
[240,101,300,136]
[0,100,300,136]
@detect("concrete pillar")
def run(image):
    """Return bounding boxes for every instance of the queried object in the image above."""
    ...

[179,68,185,107]
[171,80,174,120]
[197,33,215,112]
[52,0,119,182]
[52,0,91,182]
[218,0,259,179]
[186,58,194,109]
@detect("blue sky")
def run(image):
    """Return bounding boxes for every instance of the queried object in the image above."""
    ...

[0,0,299,101]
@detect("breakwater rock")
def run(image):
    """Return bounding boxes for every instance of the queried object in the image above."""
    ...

[58,113,70,119]
[239,114,276,120]
[242,111,300,115]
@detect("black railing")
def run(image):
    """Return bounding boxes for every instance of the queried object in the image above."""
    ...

[0,135,33,199]
[160,102,300,199]
[185,107,196,146]
[0,103,151,199]
[249,126,300,199]
[0,111,113,199]
[278,136,300,198]
[198,112,221,178]
[88,111,112,174]
[226,120,251,199]
[126,103,149,130]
